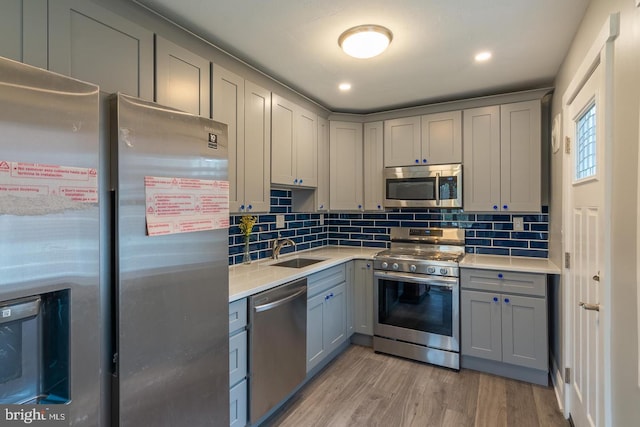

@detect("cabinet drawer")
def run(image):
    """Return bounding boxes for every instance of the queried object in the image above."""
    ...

[461,268,546,297]
[229,330,247,387]
[229,379,247,427]
[307,263,346,297]
[229,299,247,334]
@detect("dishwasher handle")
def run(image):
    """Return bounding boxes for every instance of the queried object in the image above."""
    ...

[253,286,306,313]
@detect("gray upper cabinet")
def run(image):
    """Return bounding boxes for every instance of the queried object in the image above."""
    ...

[330,121,363,211]
[383,116,421,167]
[463,100,541,212]
[364,121,384,212]
[384,111,461,167]
[155,36,210,117]
[271,94,317,188]
[316,116,330,211]
[499,100,541,212]
[49,0,154,99]
[0,0,47,69]
[421,111,462,164]
[213,65,271,213]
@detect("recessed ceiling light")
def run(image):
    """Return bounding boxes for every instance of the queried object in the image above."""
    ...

[338,25,393,59]
[475,51,492,62]
[339,83,352,91]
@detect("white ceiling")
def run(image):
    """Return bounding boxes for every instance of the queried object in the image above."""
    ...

[134,0,591,113]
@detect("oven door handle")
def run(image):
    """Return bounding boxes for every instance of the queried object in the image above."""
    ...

[374,271,457,288]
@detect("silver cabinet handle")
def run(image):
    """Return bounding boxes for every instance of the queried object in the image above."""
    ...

[579,302,600,311]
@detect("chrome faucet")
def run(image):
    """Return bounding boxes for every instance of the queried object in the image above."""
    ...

[272,238,295,259]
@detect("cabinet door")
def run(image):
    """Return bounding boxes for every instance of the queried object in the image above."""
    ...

[316,116,330,211]
[364,121,384,211]
[329,121,363,211]
[49,0,153,99]
[243,81,271,212]
[324,283,347,355]
[229,379,247,427]
[500,100,541,212]
[271,94,296,185]
[213,65,245,212]
[463,106,501,212]
[354,260,374,336]
[229,330,247,387]
[295,107,318,187]
[155,36,210,117]
[306,293,326,372]
[501,294,548,370]
[383,116,421,167]
[0,0,47,68]
[346,262,355,338]
[421,111,462,164]
[461,290,502,361]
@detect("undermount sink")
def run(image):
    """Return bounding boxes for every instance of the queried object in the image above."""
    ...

[271,258,325,268]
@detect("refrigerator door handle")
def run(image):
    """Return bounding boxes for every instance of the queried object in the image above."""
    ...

[253,287,306,313]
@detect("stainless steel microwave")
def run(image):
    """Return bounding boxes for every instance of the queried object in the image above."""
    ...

[384,164,462,208]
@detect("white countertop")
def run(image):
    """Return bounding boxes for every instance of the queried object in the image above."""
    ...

[459,254,561,274]
[229,246,380,302]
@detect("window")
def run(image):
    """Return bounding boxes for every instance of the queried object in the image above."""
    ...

[575,103,596,180]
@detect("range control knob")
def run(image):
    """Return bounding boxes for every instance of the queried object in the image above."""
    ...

[392,263,399,270]
[440,268,448,275]
[381,262,388,269]
[427,266,436,274]
[409,264,417,272]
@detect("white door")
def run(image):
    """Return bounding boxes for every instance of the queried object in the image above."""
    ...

[566,63,604,427]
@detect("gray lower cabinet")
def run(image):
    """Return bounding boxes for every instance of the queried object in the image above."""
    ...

[0,0,47,68]
[306,264,347,372]
[353,260,374,336]
[460,268,548,384]
[229,299,248,427]
[49,0,154,99]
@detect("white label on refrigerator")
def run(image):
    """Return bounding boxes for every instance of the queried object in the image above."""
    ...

[0,161,98,215]
[144,176,229,236]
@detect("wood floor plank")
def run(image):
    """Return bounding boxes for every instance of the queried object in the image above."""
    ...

[265,345,569,427]
[474,373,508,427]
[505,379,539,427]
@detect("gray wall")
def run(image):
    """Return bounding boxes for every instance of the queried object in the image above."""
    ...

[550,0,640,424]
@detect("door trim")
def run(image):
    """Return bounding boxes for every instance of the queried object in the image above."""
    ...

[561,12,619,426]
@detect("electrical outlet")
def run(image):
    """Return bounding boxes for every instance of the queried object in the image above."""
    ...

[276,214,285,229]
[513,217,524,232]
[319,214,325,226]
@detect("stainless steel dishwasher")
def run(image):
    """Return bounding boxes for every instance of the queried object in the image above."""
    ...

[249,278,307,424]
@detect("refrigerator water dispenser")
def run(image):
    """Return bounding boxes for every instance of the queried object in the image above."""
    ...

[0,290,70,404]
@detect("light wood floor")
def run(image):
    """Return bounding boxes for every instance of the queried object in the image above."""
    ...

[265,345,568,427]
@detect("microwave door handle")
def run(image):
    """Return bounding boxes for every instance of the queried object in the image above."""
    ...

[435,172,440,206]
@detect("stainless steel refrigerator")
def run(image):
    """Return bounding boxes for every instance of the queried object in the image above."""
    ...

[109,94,230,426]
[0,57,101,423]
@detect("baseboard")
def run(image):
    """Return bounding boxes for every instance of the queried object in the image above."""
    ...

[350,333,372,347]
[461,355,548,386]
[550,356,566,414]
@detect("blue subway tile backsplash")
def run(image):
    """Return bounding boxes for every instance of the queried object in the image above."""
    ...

[228,190,550,265]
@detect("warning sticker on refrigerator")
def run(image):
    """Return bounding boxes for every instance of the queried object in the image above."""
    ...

[144,176,229,236]
[0,161,98,215]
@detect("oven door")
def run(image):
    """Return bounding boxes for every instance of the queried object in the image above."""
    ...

[374,271,459,352]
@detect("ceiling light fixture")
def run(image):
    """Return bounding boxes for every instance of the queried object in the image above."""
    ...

[474,51,492,62]
[338,82,352,91]
[338,25,393,59]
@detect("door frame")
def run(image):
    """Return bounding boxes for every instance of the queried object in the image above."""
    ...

[561,12,619,426]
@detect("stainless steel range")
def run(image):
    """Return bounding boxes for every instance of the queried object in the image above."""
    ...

[373,227,465,370]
